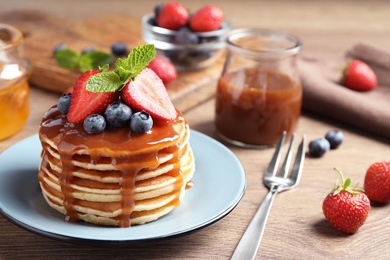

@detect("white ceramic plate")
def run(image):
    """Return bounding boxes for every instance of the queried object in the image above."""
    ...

[0,130,246,244]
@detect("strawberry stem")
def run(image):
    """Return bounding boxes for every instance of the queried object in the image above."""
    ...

[332,167,364,195]
[334,167,345,184]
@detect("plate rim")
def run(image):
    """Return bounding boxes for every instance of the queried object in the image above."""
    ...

[0,130,246,244]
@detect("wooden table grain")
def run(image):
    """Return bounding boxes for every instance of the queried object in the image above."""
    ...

[1,1,390,259]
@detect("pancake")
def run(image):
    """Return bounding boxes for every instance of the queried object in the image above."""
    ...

[38,106,195,227]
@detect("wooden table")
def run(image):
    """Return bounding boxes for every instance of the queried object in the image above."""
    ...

[1,0,390,259]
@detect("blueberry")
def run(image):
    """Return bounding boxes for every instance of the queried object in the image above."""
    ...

[308,138,330,157]
[154,4,164,18]
[104,101,132,128]
[83,114,106,134]
[81,47,95,54]
[111,42,128,56]
[325,130,344,149]
[130,111,153,134]
[57,93,72,115]
[53,43,67,56]
[174,27,199,45]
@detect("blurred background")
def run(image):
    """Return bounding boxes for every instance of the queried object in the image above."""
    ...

[1,0,390,60]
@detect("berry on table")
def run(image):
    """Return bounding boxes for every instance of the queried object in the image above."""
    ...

[325,130,344,149]
[57,93,72,115]
[104,101,133,128]
[308,138,330,157]
[342,59,377,91]
[130,111,153,134]
[364,161,390,203]
[322,168,370,234]
[111,42,128,56]
[83,114,106,134]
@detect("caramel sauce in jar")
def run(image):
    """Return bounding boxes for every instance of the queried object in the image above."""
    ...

[215,28,302,147]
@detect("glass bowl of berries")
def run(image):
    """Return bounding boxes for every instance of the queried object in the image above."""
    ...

[142,2,231,71]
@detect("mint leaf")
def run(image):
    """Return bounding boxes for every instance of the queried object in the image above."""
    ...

[55,49,80,69]
[86,71,122,92]
[116,66,134,83]
[115,57,133,81]
[79,51,114,72]
[86,44,156,93]
[127,44,156,78]
[100,64,110,72]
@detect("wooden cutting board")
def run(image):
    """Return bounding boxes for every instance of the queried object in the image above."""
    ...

[0,10,223,110]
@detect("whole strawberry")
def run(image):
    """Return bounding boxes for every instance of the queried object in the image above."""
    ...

[147,55,177,84]
[190,4,224,32]
[157,1,189,30]
[364,161,390,203]
[343,59,377,91]
[322,168,370,234]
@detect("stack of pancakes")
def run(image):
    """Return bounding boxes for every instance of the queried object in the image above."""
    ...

[38,106,194,227]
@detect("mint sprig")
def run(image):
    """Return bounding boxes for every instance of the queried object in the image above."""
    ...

[86,44,156,93]
[55,48,114,73]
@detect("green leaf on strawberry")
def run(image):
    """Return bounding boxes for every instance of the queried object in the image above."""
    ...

[86,44,156,93]
[86,71,123,93]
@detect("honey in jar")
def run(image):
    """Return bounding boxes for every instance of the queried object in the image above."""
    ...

[0,24,31,140]
[215,28,302,147]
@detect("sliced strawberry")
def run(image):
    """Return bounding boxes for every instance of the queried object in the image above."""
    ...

[147,55,177,85]
[67,70,118,123]
[122,68,177,120]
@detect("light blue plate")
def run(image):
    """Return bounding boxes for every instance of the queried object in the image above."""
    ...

[0,130,246,244]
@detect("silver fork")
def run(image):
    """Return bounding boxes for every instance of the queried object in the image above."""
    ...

[231,131,306,260]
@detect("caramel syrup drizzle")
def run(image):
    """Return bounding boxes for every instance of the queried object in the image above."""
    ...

[38,106,184,227]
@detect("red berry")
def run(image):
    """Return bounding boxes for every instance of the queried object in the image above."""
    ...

[364,161,390,203]
[157,1,189,30]
[67,70,118,123]
[122,68,177,120]
[322,168,370,234]
[190,4,224,32]
[147,55,177,84]
[343,59,377,91]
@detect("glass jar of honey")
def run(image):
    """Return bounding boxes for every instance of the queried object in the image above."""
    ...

[215,28,302,148]
[0,23,31,140]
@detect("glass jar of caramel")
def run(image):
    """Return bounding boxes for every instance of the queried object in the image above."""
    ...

[0,23,31,140]
[215,28,302,148]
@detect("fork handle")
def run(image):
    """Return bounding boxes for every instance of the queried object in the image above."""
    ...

[231,188,278,260]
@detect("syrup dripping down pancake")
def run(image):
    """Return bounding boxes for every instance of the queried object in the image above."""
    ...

[38,106,195,227]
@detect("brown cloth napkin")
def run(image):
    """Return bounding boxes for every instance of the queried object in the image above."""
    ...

[299,41,390,139]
